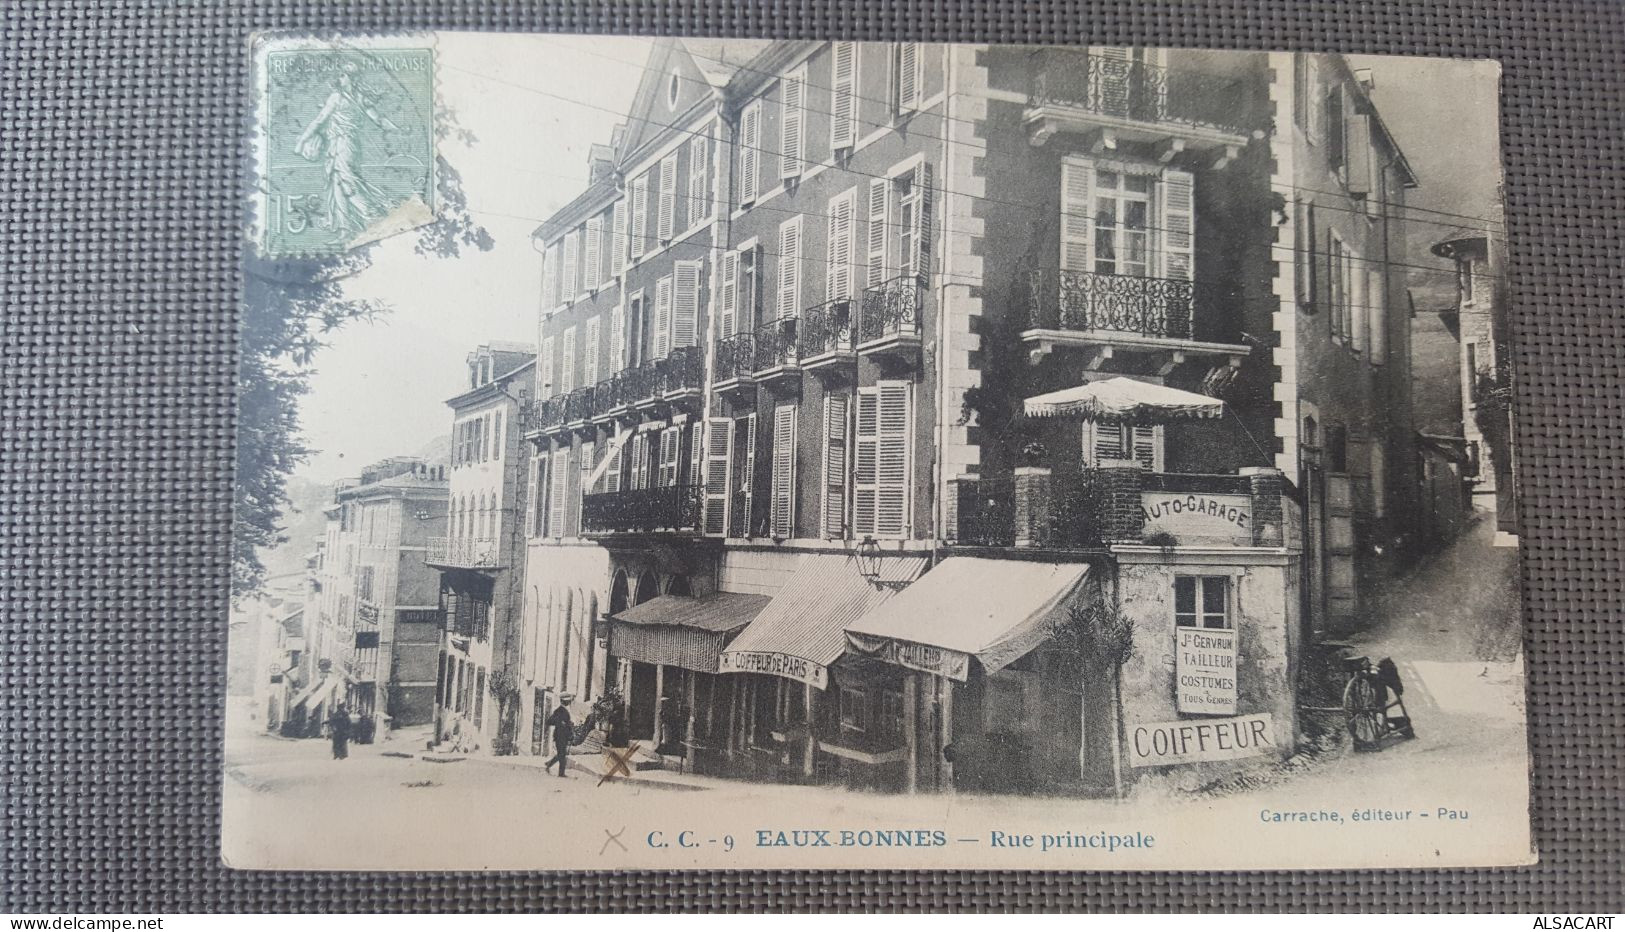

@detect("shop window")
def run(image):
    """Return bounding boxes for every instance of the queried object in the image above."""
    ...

[1174,576,1230,630]
[839,684,868,732]
[879,687,904,742]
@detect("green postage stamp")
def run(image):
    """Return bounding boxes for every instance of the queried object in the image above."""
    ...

[253,36,436,257]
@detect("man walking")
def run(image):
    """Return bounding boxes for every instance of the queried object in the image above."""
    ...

[544,694,575,778]
[329,703,351,761]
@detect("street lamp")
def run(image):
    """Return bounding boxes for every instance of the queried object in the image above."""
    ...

[851,535,909,591]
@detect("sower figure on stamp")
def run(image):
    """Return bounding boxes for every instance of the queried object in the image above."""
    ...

[294,64,397,240]
[328,703,351,761]
[545,694,575,778]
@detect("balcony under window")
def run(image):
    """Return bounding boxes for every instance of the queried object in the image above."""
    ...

[751,317,801,383]
[426,536,502,570]
[713,332,757,395]
[1023,268,1249,374]
[659,345,705,405]
[858,273,926,362]
[1025,49,1251,164]
[580,483,704,537]
[800,297,857,373]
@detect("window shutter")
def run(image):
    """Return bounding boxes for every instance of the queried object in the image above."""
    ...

[770,404,798,539]
[535,454,550,536]
[549,445,569,537]
[579,440,595,514]
[1368,268,1387,364]
[853,389,878,536]
[719,250,739,337]
[584,317,600,386]
[653,275,673,359]
[738,412,758,535]
[672,261,700,349]
[689,133,709,222]
[560,326,576,394]
[631,432,648,491]
[689,421,703,489]
[540,337,555,398]
[561,231,579,301]
[658,153,678,242]
[659,426,682,488]
[609,306,624,373]
[525,455,540,537]
[777,217,801,319]
[897,43,921,112]
[781,66,805,179]
[826,189,855,302]
[1132,425,1162,472]
[1305,55,1323,146]
[1294,198,1310,309]
[913,162,934,281]
[1060,158,1094,273]
[591,438,609,493]
[629,175,648,259]
[865,178,890,289]
[611,200,627,276]
[1159,168,1195,282]
[1348,114,1373,196]
[703,419,734,535]
[831,42,858,149]
[583,216,601,290]
[821,392,850,538]
[740,102,761,206]
[542,244,559,307]
[1351,258,1369,353]
[875,382,912,537]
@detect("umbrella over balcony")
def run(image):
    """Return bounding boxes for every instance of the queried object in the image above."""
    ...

[1022,376,1223,423]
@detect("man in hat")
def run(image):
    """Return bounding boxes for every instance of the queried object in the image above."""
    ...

[544,694,576,778]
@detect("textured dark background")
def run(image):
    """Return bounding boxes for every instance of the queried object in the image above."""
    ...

[4,0,1622,912]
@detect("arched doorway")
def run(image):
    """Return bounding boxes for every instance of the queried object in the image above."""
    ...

[665,573,691,596]
[635,570,659,606]
[609,569,630,615]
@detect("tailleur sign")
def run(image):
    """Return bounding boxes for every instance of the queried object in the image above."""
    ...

[1175,625,1238,714]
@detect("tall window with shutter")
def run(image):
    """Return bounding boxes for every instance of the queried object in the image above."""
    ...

[853,382,913,539]
[1159,169,1195,284]
[770,405,798,538]
[540,336,555,399]
[577,440,594,528]
[1368,268,1387,364]
[611,199,627,276]
[1351,258,1369,353]
[1059,158,1093,273]
[629,174,649,260]
[776,216,801,319]
[605,434,623,493]
[658,427,681,488]
[702,419,734,535]
[688,422,703,489]
[657,152,678,242]
[892,43,922,115]
[1084,421,1162,471]
[672,260,701,349]
[542,244,560,307]
[821,392,850,538]
[549,445,569,537]
[1305,55,1324,146]
[583,317,600,386]
[780,65,806,179]
[831,42,858,151]
[525,454,541,537]
[653,275,673,359]
[688,131,710,223]
[583,216,602,291]
[609,305,625,374]
[889,165,933,279]
[561,230,579,302]
[1294,199,1319,311]
[826,188,856,302]
[560,326,576,394]
[867,178,889,287]
[739,101,761,206]
[629,432,650,491]
[734,413,757,536]
[718,250,739,337]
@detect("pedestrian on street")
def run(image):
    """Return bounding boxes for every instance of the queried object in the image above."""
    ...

[329,703,351,761]
[545,694,575,778]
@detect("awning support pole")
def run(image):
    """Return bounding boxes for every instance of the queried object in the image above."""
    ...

[903,674,919,794]
[802,682,816,779]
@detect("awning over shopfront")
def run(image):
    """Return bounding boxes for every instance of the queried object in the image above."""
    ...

[845,558,1091,682]
[719,552,928,690]
[288,675,338,713]
[605,591,772,673]
[1024,377,1223,422]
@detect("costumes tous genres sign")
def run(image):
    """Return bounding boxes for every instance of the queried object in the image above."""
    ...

[1175,625,1238,714]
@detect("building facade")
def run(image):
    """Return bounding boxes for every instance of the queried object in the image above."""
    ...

[515,41,1422,794]
[428,344,536,753]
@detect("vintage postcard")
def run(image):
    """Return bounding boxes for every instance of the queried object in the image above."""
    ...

[226,33,1528,871]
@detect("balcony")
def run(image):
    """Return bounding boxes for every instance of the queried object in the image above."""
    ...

[580,483,704,536]
[858,274,926,362]
[659,345,705,404]
[522,396,566,436]
[426,536,502,570]
[800,297,857,373]
[618,361,661,411]
[1022,269,1248,372]
[356,601,380,626]
[563,386,596,430]
[751,317,801,383]
[714,332,757,395]
[1025,49,1251,163]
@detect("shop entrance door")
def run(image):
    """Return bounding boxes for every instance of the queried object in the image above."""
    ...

[628,661,657,741]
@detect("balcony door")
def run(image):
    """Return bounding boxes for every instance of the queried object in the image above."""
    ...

[1091,170,1152,278]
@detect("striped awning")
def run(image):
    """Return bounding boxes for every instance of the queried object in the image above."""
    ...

[288,675,337,713]
[605,592,771,673]
[719,552,929,690]
[1024,377,1223,422]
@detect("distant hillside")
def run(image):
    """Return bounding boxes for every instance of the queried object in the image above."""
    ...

[260,475,333,583]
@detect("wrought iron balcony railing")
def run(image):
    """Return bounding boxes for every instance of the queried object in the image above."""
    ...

[859,274,926,345]
[563,386,595,423]
[580,483,704,535]
[753,317,800,372]
[523,396,567,434]
[799,297,856,360]
[715,332,757,384]
[659,345,705,396]
[1029,49,1251,136]
[618,361,660,407]
[1026,268,1194,339]
[427,536,501,569]
[355,601,380,626]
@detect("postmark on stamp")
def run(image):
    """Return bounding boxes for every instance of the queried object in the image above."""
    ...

[253,36,436,257]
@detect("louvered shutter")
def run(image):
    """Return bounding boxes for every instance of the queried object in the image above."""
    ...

[657,153,678,242]
[583,216,601,290]
[702,419,734,535]
[672,261,700,349]
[737,412,757,535]
[578,440,595,525]
[1132,426,1161,472]
[525,455,540,537]
[1368,268,1387,364]
[689,421,703,489]
[781,66,805,179]
[912,163,934,280]
[1060,158,1093,273]
[535,454,551,536]
[560,326,576,394]
[1159,169,1195,282]
[874,382,912,538]
[662,427,683,488]
[897,43,920,112]
[1348,114,1373,196]
[630,175,648,259]
[583,317,600,386]
[739,102,761,206]
[852,389,878,536]
[542,244,559,307]
[549,445,569,537]
[770,405,798,538]
[718,251,739,337]
[689,134,708,222]
[653,275,673,359]
[630,432,648,491]
[1305,56,1324,146]
[561,231,579,301]
[611,200,627,276]
[777,217,801,319]
[826,190,854,302]
[1351,258,1369,353]
[831,42,858,150]
[867,178,888,288]
[540,336,555,398]
[609,306,624,373]
[821,392,850,538]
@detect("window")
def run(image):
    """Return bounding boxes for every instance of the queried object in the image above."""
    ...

[1465,343,1480,402]
[821,392,850,538]
[549,445,569,536]
[1327,233,1348,340]
[526,454,543,537]
[738,100,762,207]
[474,668,486,728]
[629,173,649,260]
[672,260,701,349]
[583,216,602,291]
[891,42,922,115]
[770,404,798,538]
[733,412,758,537]
[657,426,682,488]
[1295,199,1318,312]
[657,151,678,242]
[701,418,734,536]
[1367,267,1387,364]
[688,131,710,223]
[718,250,739,337]
[583,317,600,387]
[738,244,761,334]
[611,199,627,276]
[560,326,576,394]
[542,243,560,307]
[839,684,868,732]
[1304,55,1323,147]
[1327,82,1347,178]
[1059,158,1191,282]
[853,381,913,539]
[1326,424,1349,473]
[1458,257,1475,303]
[626,290,645,367]
[609,304,626,372]
[780,65,806,179]
[1092,170,1152,277]
[1084,420,1160,471]
[776,216,802,319]
[540,336,555,399]
[830,42,858,150]
[561,227,579,301]
[827,190,856,302]
[1174,576,1230,630]
[653,275,673,359]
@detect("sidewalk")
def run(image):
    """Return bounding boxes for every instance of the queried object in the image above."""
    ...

[379,738,731,792]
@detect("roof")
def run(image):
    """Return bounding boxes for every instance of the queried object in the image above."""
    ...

[533,175,619,244]
[1431,234,1490,261]
[610,591,771,634]
[847,558,1092,681]
[719,553,929,689]
[679,37,775,87]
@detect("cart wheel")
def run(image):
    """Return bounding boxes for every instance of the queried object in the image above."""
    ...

[1343,675,1385,750]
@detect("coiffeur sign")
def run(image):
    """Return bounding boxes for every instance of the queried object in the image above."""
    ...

[1175,625,1238,714]
[1128,713,1278,767]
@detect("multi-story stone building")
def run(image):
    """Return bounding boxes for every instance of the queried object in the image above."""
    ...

[520,40,1422,795]
[427,344,535,753]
